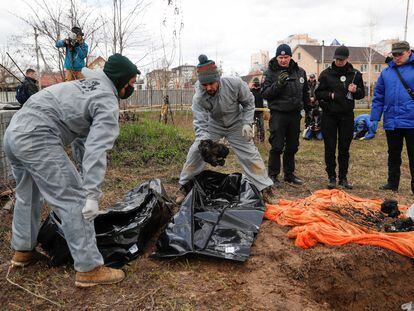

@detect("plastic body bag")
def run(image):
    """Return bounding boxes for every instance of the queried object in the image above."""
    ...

[153,170,265,262]
[37,179,173,268]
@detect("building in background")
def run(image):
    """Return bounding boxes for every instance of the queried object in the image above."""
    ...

[277,34,319,50]
[372,38,400,56]
[146,69,173,90]
[87,56,106,70]
[241,70,264,88]
[292,44,386,100]
[170,64,197,89]
[250,50,269,72]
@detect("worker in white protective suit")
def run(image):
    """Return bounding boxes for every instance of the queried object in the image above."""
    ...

[176,54,275,204]
[3,53,140,287]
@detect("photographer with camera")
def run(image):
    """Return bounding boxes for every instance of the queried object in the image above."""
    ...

[56,26,88,81]
[261,44,309,187]
[315,46,365,190]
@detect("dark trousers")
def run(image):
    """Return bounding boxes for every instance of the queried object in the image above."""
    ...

[385,129,414,189]
[321,112,354,180]
[268,111,301,177]
[254,112,265,142]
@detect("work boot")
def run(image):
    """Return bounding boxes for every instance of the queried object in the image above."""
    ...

[261,186,277,204]
[379,183,398,192]
[339,178,353,190]
[175,187,188,205]
[11,251,34,267]
[327,177,336,189]
[269,175,282,188]
[75,266,125,288]
[284,174,304,185]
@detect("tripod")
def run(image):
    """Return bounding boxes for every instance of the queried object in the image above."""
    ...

[159,95,174,125]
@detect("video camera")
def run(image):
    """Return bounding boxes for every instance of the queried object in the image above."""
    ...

[65,26,84,49]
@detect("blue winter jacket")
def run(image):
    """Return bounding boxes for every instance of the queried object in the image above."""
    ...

[56,39,88,71]
[354,114,378,140]
[371,53,414,130]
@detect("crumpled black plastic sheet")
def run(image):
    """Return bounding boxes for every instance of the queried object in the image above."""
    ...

[37,179,173,268]
[153,170,265,262]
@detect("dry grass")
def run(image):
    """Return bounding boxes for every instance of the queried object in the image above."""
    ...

[1,110,413,310]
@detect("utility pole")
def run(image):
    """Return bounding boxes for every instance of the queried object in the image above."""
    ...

[404,0,410,41]
[34,27,41,89]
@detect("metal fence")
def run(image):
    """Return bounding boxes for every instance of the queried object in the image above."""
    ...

[0,91,16,103]
[122,89,195,108]
[0,110,17,183]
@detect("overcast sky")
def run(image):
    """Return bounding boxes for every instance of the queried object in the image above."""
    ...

[0,0,413,75]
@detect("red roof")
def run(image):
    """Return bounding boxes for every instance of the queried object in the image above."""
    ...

[88,56,106,69]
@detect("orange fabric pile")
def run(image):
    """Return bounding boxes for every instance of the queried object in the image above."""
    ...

[264,189,414,258]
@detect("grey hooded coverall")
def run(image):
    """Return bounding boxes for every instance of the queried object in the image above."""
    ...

[3,68,119,272]
[179,76,273,191]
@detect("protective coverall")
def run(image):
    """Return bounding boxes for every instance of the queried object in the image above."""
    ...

[179,77,273,191]
[3,68,119,272]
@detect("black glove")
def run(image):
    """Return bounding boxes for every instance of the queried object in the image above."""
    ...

[276,71,289,88]
[198,139,230,167]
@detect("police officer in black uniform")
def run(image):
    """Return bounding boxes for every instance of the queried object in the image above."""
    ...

[315,46,365,189]
[262,44,309,187]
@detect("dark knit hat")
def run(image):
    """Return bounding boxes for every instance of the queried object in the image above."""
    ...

[196,54,220,84]
[276,44,292,57]
[333,46,349,60]
[103,53,141,92]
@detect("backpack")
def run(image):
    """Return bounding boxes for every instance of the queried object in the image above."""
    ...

[15,82,29,104]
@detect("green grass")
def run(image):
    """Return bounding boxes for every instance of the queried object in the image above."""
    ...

[110,118,194,167]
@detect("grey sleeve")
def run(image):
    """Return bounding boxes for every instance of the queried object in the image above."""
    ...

[82,94,120,200]
[192,95,210,140]
[238,79,255,125]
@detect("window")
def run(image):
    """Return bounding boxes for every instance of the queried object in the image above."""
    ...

[298,52,301,60]
[374,64,382,73]
[360,64,368,73]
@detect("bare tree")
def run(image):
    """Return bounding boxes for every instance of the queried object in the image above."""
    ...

[109,0,150,55]
[15,0,106,78]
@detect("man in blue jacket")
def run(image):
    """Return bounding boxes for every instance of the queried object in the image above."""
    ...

[353,114,378,140]
[56,26,88,81]
[371,41,414,193]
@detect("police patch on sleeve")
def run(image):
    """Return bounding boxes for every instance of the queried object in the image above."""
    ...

[299,77,305,84]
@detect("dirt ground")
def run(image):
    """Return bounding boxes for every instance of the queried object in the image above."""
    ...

[1,111,414,310]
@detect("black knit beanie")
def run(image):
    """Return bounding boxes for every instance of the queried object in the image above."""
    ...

[103,53,141,92]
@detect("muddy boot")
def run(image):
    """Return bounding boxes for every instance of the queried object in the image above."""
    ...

[269,175,282,188]
[338,178,353,190]
[11,251,35,267]
[262,186,277,204]
[75,266,125,288]
[284,174,304,185]
[379,183,398,192]
[327,177,336,189]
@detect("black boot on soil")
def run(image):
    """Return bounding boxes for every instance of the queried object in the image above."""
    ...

[327,177,336,189]
[379,183,398,192]
[269,175,282,188]
[284,174,304,185]
[339,178,353,190]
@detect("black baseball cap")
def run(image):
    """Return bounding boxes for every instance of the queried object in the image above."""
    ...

[333,46,349,60]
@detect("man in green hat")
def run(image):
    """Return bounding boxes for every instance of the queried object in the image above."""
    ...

[3,53,139,287]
